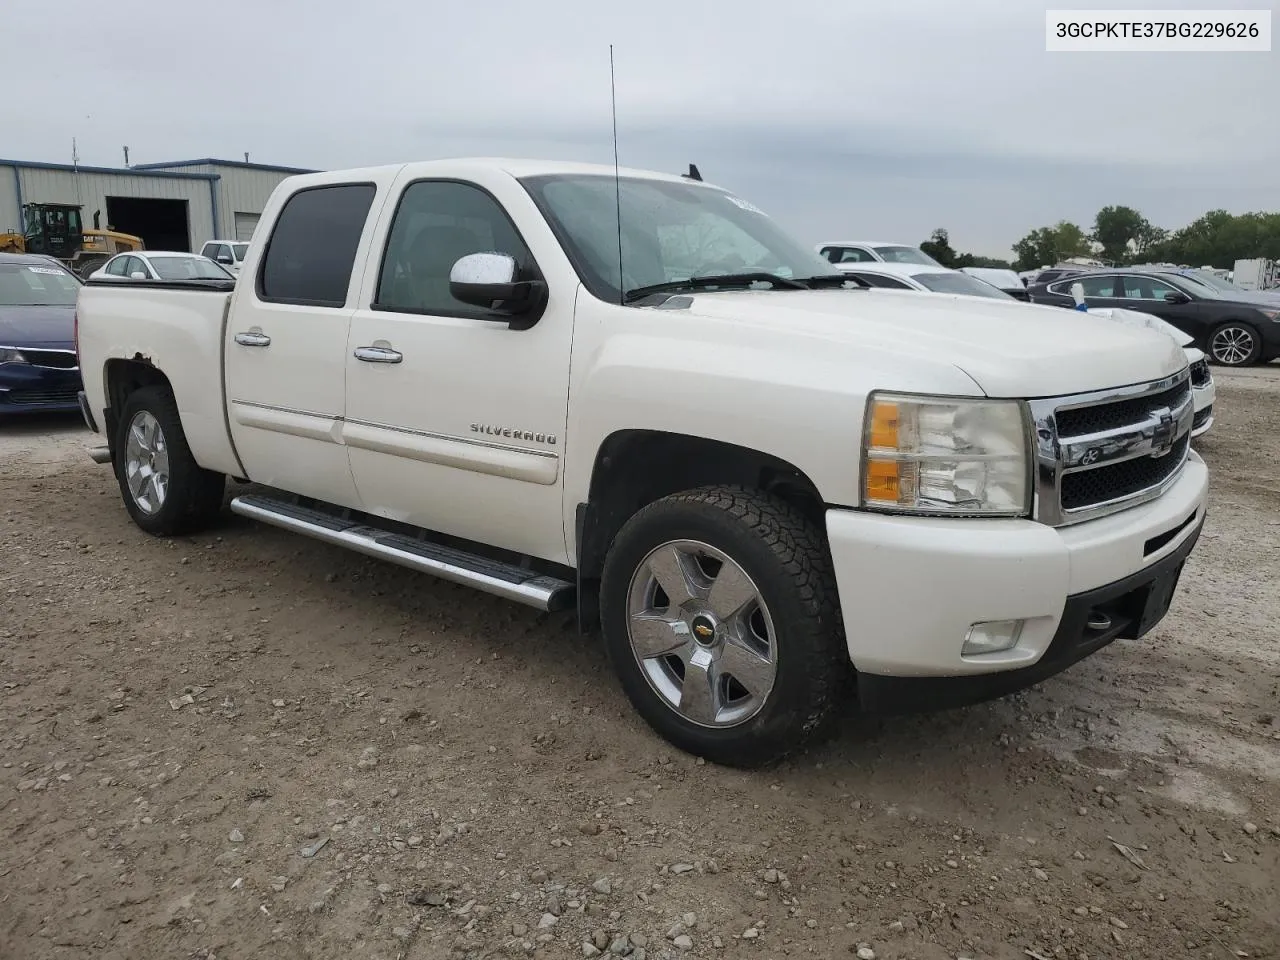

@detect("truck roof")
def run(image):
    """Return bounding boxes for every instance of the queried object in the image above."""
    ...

[279,157,711,189]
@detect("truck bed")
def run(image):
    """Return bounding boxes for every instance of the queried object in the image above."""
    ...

[76,278,244,478]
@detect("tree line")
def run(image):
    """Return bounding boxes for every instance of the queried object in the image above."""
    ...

[918,207,1280,274]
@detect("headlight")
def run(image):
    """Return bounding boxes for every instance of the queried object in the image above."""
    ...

[861,392,1030,516]
[0,348,28,364]
[1259,308,1280,321]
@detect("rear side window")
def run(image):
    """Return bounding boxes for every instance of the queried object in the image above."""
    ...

[258,183,376,307]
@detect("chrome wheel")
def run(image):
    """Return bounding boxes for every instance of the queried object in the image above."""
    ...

[1209,325,1256,365]
[123,410,170,515]
[625,539,777,728]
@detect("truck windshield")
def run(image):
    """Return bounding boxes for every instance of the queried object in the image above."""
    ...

[232,244,250,260]
[520,173,842,304]
[912,272,1014,299]
[0,263,81,306]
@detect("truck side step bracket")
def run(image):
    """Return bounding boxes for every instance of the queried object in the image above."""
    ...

[229,493,575,612]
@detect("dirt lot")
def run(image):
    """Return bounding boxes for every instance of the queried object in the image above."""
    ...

[2,368,1278,960]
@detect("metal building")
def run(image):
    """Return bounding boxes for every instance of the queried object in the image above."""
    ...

[0,157,316,254]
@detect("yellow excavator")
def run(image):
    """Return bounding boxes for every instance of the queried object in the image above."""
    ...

[0,202,144,277]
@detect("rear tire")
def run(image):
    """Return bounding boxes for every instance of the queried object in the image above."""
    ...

[599,485,850,767]
[113,386,225,536]
[1206,321,1262,366]
[75,254,109,278]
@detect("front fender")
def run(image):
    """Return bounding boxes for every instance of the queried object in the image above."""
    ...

[561,291,986,533]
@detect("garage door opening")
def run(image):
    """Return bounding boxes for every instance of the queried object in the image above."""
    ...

[104,197,191,252]
[233,212,260,242]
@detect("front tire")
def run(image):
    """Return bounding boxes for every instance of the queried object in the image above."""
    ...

[1207,321,1262,366]
[599,486,849,767]
[113,386,226,536]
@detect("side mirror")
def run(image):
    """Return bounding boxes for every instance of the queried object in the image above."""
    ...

[129,271,147,280]
[449,252,547,324]
[1163,291,1190,304]
[217,254,233,264]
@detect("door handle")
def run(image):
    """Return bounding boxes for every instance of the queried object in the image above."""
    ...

[354,345,403,363]
[234,331,271,347]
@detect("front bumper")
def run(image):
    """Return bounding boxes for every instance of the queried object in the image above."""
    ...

[0,364,83,414]
[825,451,1208,704]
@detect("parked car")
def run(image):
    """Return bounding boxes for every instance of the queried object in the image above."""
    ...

[814,240,942,267]
[831,261,1014,299]
[0,252,83,416]
[1028,268,1280,366]
[960,266,1029,300]
[199,240,251,275]
[90,251,235,282]
[75,158,1207,767]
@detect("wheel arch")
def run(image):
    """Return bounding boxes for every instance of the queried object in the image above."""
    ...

[574,429,829,631]
[102,357,174,455]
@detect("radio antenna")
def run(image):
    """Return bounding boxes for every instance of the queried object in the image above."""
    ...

[609,44,624,305]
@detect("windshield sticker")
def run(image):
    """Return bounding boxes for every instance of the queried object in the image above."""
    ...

[724,195,766,215]
[25,266,64,275]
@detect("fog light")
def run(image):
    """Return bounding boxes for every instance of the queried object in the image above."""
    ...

[962,619,1024,656]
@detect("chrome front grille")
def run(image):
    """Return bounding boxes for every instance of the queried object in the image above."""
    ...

[1029,369,1194,526]
[0,347,79,370]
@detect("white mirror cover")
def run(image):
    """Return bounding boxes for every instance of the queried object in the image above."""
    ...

[450,252,517,286]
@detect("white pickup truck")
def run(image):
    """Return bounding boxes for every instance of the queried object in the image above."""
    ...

[74,158,1208,767]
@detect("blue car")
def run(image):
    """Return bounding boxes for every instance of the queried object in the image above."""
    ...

[0,253,84,416]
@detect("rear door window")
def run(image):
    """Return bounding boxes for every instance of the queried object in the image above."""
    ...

[258,183,377,307]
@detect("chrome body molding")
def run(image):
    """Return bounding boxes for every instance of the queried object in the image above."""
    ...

[224,394,560,463]
[1029,368,1194,527]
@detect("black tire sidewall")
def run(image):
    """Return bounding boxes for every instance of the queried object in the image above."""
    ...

[1208,321,1262,366]
[600,492,843,765]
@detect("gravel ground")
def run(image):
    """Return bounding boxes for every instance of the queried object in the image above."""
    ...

[2,366,1278,960]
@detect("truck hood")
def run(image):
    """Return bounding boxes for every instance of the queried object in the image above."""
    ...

[0,303,76,349]
[662,288,1187,397]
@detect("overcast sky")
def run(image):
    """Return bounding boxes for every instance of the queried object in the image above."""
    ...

[6,1,1276,257]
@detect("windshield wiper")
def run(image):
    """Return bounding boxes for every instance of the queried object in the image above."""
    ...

[623,272,809,303]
